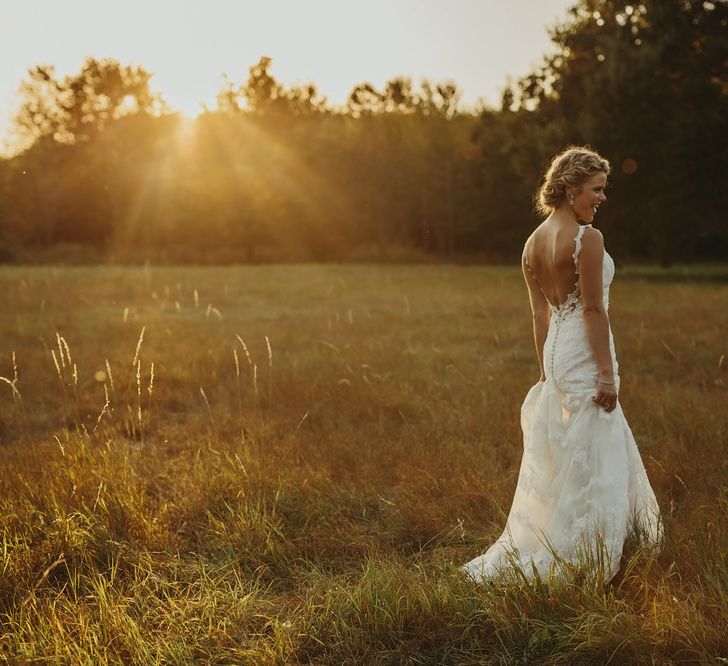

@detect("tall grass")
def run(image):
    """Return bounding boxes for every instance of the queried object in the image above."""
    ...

[0,263,726,663]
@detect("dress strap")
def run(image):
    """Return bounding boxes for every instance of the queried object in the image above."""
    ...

[572,224,592,275]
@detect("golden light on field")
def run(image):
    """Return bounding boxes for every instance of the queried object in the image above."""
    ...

[1,263,727,659]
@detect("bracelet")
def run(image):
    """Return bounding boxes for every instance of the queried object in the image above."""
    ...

[597,378,615,385]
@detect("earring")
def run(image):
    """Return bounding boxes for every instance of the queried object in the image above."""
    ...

[569,195,575,205]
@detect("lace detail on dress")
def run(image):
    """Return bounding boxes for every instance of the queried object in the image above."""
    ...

[551,223,590,319]
[546,224,591,377]
[573,224,588,275]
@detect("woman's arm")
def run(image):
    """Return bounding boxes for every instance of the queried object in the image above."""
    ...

[579,227,618,411]
[521,252,551,381]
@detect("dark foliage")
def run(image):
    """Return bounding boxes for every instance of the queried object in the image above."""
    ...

[1,0,726,264]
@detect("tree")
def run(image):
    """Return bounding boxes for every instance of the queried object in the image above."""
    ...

[7,58,168,246]
[232,56,327,116]
[501,0,728,263]
[12,57,165,148]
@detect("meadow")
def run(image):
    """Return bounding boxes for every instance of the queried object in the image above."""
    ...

[0,263,726,664]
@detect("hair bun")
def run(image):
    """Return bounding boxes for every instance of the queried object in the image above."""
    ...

[535,146,610,216]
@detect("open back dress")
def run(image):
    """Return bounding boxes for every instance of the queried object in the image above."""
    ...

[462,223,663,583]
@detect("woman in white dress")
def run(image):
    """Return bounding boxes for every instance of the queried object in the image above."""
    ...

[462,146,663,584]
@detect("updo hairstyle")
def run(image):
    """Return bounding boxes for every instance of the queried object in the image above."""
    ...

[535,146,611,216]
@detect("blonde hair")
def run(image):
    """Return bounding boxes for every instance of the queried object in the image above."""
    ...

[535,146,611,216]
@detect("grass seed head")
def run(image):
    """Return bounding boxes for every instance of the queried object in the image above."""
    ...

[235,335,253,366]
[132,326,146,368]
[105,359,115,394]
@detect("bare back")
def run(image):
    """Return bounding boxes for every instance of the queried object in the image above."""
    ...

[523,221,584,308]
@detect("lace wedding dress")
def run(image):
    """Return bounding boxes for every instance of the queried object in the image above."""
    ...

[462,223,663,584]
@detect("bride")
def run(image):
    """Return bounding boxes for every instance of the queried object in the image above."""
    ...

[462,146,663,584]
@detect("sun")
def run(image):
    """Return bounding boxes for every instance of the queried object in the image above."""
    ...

[167,92,207,119]
[150,70,211,118]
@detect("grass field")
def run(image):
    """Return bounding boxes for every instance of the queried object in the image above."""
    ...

[1,263,727,664]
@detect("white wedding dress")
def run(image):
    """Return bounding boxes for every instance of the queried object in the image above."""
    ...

[462,223,663,584]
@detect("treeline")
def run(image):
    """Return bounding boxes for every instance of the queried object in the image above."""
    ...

[0,0,726,264]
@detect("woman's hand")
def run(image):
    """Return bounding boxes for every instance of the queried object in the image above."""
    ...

[593,379,618,412]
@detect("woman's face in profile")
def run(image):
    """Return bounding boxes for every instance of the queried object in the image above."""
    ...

[572,172,608,223]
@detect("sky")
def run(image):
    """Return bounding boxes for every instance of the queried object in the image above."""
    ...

[0,0,574,149]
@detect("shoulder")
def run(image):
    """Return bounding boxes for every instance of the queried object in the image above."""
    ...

[522,234,533,255]
[522,232,534,262]
[581,225,604,251]
[523,222,547,254]
[579,225,605,271]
